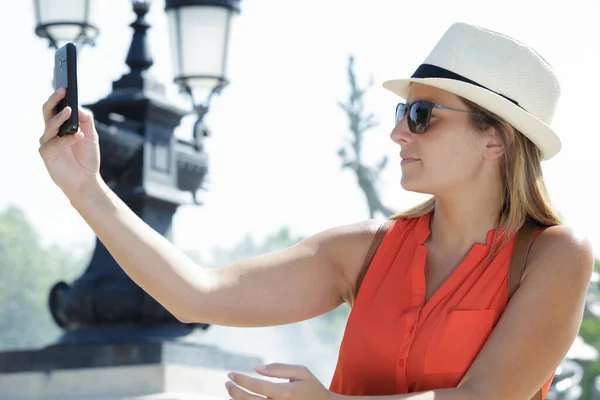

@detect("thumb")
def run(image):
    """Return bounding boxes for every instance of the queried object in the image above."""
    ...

[78,106,94,123]
[77,107,96,135]
[254,363,312,381]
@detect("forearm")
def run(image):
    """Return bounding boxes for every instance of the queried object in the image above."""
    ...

[68,177,209,322]
[330,387,482,400]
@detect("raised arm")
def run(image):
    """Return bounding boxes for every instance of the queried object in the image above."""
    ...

[39,88,382,330]
[69,177,381,327]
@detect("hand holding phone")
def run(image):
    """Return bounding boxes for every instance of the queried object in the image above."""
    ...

[40,41,102,199]
[54,42,79,136]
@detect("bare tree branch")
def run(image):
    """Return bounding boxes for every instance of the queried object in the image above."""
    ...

[337,54,396,219]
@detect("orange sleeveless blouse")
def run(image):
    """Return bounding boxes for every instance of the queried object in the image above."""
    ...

[329,213,554,397]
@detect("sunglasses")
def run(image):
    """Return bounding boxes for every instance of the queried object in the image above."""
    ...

[395,100,483,134]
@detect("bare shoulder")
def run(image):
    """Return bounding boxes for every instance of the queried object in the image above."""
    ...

[460,226,595,398]
[524,224,594,287]
[315,219,390,305]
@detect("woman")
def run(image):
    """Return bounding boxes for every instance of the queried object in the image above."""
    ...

[38,22,593,400]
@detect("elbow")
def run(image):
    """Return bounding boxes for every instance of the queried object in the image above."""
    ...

[172,271,214,324]
[174,312,197,324]
[172,300,213,325]
[173,307,207,324]
[144,297,204,324]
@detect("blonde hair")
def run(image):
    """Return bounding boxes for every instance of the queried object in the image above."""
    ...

[391,95,562,253]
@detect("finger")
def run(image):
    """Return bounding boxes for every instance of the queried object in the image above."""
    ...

[39,106,72,145]
[42,87,66,124]
[225,380,266,400]
[38,128,85,159]
[228,372,279,399]
[255,363,311,381]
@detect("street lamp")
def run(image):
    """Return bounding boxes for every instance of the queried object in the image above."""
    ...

[29,0,243,344]
[165,0,241,140]
[165,0,240,102]
[0,3,259,398]
[33,0,100,49]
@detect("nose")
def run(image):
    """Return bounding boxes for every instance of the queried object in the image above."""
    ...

[390,113,414,145]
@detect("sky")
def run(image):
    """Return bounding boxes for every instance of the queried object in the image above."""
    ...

[0,0,599,386]
[1,0,599,258]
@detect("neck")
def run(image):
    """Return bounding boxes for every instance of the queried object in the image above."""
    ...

[428,174,503,253]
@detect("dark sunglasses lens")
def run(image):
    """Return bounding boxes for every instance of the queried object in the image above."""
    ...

[395,103,406,126]
[409,102,431,134]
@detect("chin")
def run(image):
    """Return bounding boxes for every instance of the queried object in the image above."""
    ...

[400,176,432,194]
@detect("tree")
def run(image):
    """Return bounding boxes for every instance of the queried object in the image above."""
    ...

[0,205,91,350]
[0,202,349,353]
[338,55,396,219]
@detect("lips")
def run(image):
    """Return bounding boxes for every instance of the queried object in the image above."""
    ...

[400,153,420,161]
[401,159,420,166]
[400,153,420,166]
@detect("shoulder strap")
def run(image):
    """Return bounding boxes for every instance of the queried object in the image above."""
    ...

[355,219,394,298]
[507,220,543,400]
[507,221,539,300]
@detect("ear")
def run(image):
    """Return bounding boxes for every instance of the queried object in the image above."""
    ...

[483,127,505,160]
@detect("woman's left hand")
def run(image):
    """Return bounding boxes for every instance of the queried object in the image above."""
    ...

[226,363,332,400]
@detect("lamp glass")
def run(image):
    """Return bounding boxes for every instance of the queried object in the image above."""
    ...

[35,0,99,43]
[167,5,235,90]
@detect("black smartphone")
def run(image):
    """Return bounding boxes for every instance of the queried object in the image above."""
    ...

[54,42,79,137]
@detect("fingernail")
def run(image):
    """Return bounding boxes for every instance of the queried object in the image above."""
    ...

[63,106,71,114]
[227,372,235,380]
[255,364,266,370]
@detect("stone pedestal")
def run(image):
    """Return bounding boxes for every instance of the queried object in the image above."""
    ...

[0,341,262,400]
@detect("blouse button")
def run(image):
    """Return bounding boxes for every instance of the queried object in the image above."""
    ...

[409,326,415,333]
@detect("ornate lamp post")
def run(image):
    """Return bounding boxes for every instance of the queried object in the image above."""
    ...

[0,3,258,398]
[30,0,241,344]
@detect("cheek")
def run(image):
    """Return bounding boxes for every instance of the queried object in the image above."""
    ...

[425,135,481,183]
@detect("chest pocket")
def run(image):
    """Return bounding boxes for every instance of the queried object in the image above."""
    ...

[424,309,496,375]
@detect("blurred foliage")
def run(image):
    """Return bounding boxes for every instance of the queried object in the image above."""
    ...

[0,204,351,354]
[576,259,600,399]
[0,205,91,351]
[193,227,306,269]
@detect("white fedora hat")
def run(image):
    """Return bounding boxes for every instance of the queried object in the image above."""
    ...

[382,22,561,161]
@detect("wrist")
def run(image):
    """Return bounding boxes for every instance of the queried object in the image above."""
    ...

[66,174,107,206]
